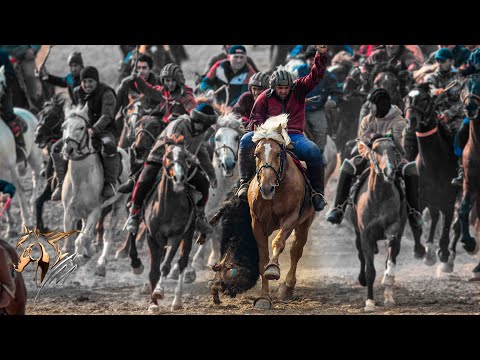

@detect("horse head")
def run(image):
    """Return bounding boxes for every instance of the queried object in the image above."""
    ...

[405,83,435,131]
[61,103,93,160]
[35,94,66,148]
[251,114,291,200]
[162,134,191,193]
[213,112,243,177]
[358,136,399,184]
[133,116,163,161]
[462,75,480,120]
[0,66,6,99]
[374,71,401,102]
[124,94,144,141]
[343,65,368,98]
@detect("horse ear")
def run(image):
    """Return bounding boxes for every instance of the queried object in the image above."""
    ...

[276,124,283,134]
[357,141,370,160]
[80,102,89,116]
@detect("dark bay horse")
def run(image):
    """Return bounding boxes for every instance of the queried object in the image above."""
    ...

[248,115,316,310]
[127,135,198,312]
[405,84,461,272]
[0,239,27,315]
[459,75,480,278]
[351,137,407,312]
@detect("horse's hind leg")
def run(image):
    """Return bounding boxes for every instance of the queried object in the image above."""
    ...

[96,206,118,276]
[424,208,440,266]
[383,234,400,308]
[267,217,296,281]
[356,231,366,287]
[35,181,52,232]
[172,230,195,311]
[438,208,454,273]
[94,205,110,250]
[278,215,314,300]
[148,232,163,313]
[362,234,377,312]
[75,208,101,266]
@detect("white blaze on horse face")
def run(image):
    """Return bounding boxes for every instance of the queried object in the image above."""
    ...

[263,143,272,163]
[171,146,185,185]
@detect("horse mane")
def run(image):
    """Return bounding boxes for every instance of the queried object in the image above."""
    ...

[217,112,243,131]
[251,114,291,147]
[0,239,18,267]
[43,93,66,108]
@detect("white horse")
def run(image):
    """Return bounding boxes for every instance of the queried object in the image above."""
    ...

[60,104,129,276]
[192,113,243,270]
[0,66,44,237]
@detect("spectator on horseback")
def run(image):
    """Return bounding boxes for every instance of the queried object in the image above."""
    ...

[326,88,424,229]
[426,45,471,71]
[232,72,270,126]
[293,45,344,153]
[236,45,329,212]
[199,45,257,108]
[0,48,27,162]
[40,52,84,102]
[124,103,218,235]
[116,62,197,194]
[50,66,119,200]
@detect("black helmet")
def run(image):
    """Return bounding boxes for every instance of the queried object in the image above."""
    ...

[249,72,270,91]
[269,69,294,89]
[160,63,185,86]
[68,52,83,67]
[368,88,391,118]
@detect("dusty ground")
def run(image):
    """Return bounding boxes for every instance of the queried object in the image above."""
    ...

[2,45,480,315]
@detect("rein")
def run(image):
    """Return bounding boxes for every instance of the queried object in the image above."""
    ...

[62,114,97,160]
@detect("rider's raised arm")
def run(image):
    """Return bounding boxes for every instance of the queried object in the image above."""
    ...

[296,47,328,96]
[134,75,163,102]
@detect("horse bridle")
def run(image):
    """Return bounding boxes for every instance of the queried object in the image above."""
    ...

[255,143,287,188]
[361,138,399,176]
[162,146,190,181]
[214,144,239,162]
[405,91,435,127]
[63,114,97,160]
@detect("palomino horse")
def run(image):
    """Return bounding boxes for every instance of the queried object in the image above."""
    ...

[459,75,480,279]
[127,135,199,312]
[405,84,462,272]
[0,66,44,237]
[351,137,407,312]
[0,239,27,315]
[192,112,243,270]
[248,115,316,310]
[60,104,129,276]
[34,94,66,232]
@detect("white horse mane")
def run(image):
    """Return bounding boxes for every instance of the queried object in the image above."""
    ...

[217,112,243,131]
[252,114,291,146]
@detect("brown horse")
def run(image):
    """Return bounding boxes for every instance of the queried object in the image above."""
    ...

[248,115,316,310]
[0,239,27,315]
[351,137,407,312]
[459,75,480,279]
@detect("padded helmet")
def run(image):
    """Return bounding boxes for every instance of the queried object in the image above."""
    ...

[160,63,185,86]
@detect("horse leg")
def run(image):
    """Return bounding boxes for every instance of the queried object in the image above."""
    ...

[172,231,195,311]
[94,206,110,250]
[356,231,367,287]
[458,193,477,253]
[62,210,78,254]
[252,219,272,310]
[278,215,314,300]
[412,205,426,260]
[424,208,440,266]
[266,217,297,281]
[192,241,207,271]
[166,239,182,280]
[437,209,454,273]
[10,169,33,228]
[75,208,101,266]
[383,234,400,307]
[136,222,146,250]
[207,227,222,268]
[362,234,377,312]
[96,205,118,276]
[35,181,52,232]
[148,232,163,313]
[27,144,44,214]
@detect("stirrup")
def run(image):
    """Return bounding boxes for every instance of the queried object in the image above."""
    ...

[311,191,328,205]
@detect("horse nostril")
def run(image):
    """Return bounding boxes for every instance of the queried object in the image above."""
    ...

[221,162,226,169]
[270,186,274,193]
[173,175,177,182]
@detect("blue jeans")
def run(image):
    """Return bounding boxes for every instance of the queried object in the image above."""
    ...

[239,131,325,192]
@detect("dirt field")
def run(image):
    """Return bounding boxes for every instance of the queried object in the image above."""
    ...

[2,45,480,315]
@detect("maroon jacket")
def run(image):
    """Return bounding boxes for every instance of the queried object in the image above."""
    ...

[232,91,255,125]
[249,51,328,134]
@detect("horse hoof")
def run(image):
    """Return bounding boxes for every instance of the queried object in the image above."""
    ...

[171,302,183,311]
[277,282,295,300]
[439,262,454,274]
[462,237,478,255]
[364,299,377,312]
[74,254,89,267]
[384,299,395,308]
[253,297,272,310]
[148,303,159,313]
[382,274,395,286]
[95,265,106,277]
[184,268,197,284]
[132,263,144,275]
[358,273,367,287]
[414,244,426,259]
[168,265,180,280]
[152,287,165,300]
[264,263,281,281]
[424,247,437,266]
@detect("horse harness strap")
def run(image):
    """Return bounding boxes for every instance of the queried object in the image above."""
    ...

[256,144,286,188]
[214,144,238,162]
[63,113,97,160]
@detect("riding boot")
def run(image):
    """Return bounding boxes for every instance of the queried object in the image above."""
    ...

[125,162,162,234]
[196,205,213,235]
[236,145,256,200]
[50,151,68,201]
[404,171,424,229]
[102,153,120,199]
[451,159,464,187]
[118,159,144,193]
[326,159,356,223]
[308,164,327,212]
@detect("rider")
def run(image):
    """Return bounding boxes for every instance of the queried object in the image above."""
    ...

[41,52,84,102]
[236,45,329,212]
[0,48,27,162]
[124,103,219,235]
[200,45,257,107]
[232,72,270,126]
[200,45,259,80]
[117,62,197,193]
[50,66,118,200]
[326,88,424,229]
[293,45,343,153]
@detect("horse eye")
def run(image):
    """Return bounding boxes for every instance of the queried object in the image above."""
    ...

[254,152,259,158]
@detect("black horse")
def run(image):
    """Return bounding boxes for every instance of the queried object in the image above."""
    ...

[405,83,461,271]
